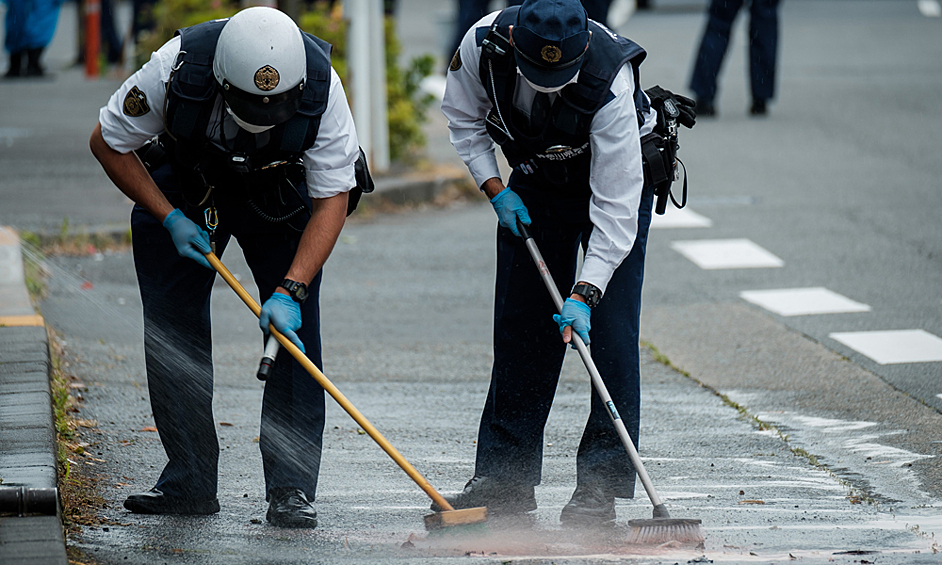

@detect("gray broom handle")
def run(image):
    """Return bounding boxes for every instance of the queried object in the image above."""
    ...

[517,221,664,509]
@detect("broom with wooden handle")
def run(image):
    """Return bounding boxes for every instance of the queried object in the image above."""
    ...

[205,252,486,532]
[516,221,703,545]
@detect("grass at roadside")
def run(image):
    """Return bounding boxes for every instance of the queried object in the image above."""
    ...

[49,330,109,565]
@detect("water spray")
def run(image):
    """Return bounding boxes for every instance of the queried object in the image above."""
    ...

[205,251,487,532]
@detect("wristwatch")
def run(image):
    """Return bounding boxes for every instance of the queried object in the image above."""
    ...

[571,283,601,308]
[280,279,309,304]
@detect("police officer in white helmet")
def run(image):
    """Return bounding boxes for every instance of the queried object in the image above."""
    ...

[90,6,363,528]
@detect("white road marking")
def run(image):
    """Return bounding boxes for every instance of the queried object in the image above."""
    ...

[829,329,942,364]
[670,238,784,269]
[740,287,871,317]
[918,0,942,17]
[650,206,713,229]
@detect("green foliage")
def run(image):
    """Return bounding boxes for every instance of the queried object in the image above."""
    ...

[136,0,433,163]
[136,0,239,68]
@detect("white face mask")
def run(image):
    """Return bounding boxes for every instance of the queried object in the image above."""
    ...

[519,69,581,93]
[226,104,274,134]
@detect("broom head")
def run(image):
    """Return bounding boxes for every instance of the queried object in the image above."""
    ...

[627,517,704,545]
[423,506,488,531]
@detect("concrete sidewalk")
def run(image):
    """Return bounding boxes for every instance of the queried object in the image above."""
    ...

[0,227,67,564]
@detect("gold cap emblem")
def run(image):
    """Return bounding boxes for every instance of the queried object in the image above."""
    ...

[254,65,280,91]
[541,45,562,63]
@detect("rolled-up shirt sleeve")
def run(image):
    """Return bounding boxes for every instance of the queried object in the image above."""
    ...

[579,65,656,294]
[98,36,179,153]
[441,12,502,188]
[303,67,359,199]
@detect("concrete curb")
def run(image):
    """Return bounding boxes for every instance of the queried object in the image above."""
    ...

[0,226,69,565]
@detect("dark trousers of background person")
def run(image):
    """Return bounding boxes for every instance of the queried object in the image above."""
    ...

[689,0,780,108]
[474,176,654,497]
[101,0,123,64]
[446,0,612,71]
[131,164,327,504]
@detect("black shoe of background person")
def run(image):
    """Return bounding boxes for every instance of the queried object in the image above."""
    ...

[695,99,716,117]
[429,476,537,515]
[4,51,23,78]
[124,488,220,515]
[559,483,616,526]
[24,48,44,77]
[266,488,318,528]
[750,99,768,116]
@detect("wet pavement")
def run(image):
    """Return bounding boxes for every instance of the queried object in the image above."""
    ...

[39,204,942,564]
[3,0,941,562]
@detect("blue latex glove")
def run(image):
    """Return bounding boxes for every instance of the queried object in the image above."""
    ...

[162,208,212,269]
[259,292,305,353]
[553,298,592,347]
[490,187,531,238]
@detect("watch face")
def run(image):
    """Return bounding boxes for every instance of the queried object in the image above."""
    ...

[283,280,308,303]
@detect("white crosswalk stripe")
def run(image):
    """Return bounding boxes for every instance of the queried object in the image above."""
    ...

[740,287,871,317]
[829,329,942,365]
[650,206,712,229]
[918,0,942,17]
[670,238,784,270]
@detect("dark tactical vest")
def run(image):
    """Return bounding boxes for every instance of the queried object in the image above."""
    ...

[161,19,331,206]
[476,8,648,191]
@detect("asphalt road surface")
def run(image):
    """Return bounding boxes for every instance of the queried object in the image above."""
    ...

[2,0,941,563]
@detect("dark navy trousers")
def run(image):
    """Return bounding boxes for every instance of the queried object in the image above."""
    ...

[131,165,326,502]
[689,0,780,104]
[474,177,654,498]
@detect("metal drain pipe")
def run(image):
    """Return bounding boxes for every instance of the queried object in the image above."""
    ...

[0,487,59,516]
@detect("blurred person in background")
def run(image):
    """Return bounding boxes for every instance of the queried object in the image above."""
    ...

[4,0,62,77]
[689,0,781,116]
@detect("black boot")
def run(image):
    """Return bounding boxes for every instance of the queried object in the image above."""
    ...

[429,476,537,515]
[560,483,616,526]
[5,51,23,78]
[25,48,44,77]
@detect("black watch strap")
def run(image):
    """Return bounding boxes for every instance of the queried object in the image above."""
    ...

[571,283,601,308]
[280,279,309,304]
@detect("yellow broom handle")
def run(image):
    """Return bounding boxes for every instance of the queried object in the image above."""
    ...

[206,252,454,512]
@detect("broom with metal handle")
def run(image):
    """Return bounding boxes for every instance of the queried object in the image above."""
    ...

[205,252,486,531]
[516,221,703,544]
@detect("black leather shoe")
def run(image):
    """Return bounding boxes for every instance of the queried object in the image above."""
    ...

[750,99,768,116]
[559,484,615,525]
[266,488,318,528]
[430,476,536,515]
[696,100,716,117]
[124,489,220,515]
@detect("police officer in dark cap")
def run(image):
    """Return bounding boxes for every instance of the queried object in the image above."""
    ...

[435,0,694,525]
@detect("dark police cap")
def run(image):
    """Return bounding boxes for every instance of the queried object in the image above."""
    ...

[512,0,590,88]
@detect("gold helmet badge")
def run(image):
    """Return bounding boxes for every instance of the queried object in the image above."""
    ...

[254,65,280,91]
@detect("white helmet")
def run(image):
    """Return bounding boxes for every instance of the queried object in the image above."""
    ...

[213,7,306,127]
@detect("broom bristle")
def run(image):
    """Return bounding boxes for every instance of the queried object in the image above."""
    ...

[627,518,704,545]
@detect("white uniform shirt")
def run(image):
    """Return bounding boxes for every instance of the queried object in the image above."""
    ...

[99,35,359,199]
[442,12,657,294]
